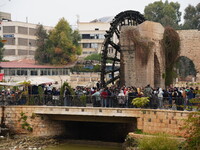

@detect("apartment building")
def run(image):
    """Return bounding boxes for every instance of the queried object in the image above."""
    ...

[0,12,53,61]
[78,17,114,57]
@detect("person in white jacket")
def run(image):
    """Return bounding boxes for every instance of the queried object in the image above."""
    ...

[158,88,164,109]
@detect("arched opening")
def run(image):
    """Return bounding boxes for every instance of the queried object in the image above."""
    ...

[175,56,197,82]
[154,54,161,88]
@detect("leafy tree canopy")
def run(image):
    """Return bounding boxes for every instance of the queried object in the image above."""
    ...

[182,3,200,29]
[144,0,181,29]
[84,53,101,61]
[35,18,82,65]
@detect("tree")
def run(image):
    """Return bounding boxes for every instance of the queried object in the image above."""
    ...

[0,37,5,61]
[35,18,82,65]
[182,3,200,29]
[162,27,180,86]
[48,18,81,65]
[84,53,101,61]
[144,0,181,29]
[35,25,51,64]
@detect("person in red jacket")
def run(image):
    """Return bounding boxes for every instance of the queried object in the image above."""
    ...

[101,88,108,107]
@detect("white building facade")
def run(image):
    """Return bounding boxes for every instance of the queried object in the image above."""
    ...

[78,17,114,57]
[0,12,53,61]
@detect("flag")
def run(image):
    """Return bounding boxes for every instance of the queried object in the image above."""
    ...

[0,73,4,81]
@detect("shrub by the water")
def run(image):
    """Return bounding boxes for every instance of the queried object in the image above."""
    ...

[137,134,180,150]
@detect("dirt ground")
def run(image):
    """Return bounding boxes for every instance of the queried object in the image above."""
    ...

[0,135,60,150]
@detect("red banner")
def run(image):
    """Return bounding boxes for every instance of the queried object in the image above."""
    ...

[0,73,4,81]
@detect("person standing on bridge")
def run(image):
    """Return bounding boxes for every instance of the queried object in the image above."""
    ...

[64,87,71,106]
[100,88,108,107]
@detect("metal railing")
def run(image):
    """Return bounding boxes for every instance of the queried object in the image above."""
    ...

[0,94,199,111]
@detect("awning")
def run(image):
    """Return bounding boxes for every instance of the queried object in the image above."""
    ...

[18,76,55,86]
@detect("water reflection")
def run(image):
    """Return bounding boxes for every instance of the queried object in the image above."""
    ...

[45,140,122,150]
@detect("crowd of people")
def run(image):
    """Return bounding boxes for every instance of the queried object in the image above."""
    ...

[0,83,199,111]
[63,84,200,110]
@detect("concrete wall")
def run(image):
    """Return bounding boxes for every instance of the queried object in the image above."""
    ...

[0,106,190,137]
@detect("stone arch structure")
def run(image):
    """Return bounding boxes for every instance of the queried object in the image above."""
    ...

[154,53,161,88]
[176,56,197,81]
[120,21,165,88]
[120,21,200,88]
[177,30,200,82]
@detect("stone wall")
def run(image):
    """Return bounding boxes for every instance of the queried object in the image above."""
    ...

[120,21,165,88]
[0,106,190,137]
[0,106,65,136]
[136,109,189,136]
[120,21,200,88]
[177,30,200,82]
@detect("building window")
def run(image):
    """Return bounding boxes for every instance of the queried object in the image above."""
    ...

[91,43,98,48]
[17,69,27,76]
[82,34,90,39]
[3,26,15,33]
[18,38,28,46]
[9,69,16,76]
[30,69,38,75]
[41,69,48,76]
[18,26,28,34]
[83,43,91,48]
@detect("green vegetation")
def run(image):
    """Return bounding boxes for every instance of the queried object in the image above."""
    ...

[60,81,74,101]
[80,95,87,106]
[162,26,180,86]
[125,28,154,65]
[144,0,181,29]
[144,1,200,30]
[182,3,200,30]
[84,53,101,61]
[71,64,100,72]
[137,134,180,150]
[35,18,82,65]
[175,56,196,78]
[132,97,150,108]
[182,111,200,150]
[38,86,44,104]
[0,37,5,61]
[18,112,33,132]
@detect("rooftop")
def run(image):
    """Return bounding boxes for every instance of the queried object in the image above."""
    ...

[90,16,114,23]
[0,59,74,68]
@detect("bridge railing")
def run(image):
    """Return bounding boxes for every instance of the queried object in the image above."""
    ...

[0,94,199,111]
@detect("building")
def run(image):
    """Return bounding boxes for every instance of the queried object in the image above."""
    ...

[0,12,53,61]
[78,17,114,57]
[0,59,71,87]
[0,12,11,21]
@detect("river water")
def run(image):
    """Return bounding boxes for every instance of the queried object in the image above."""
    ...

[45,140,122,150]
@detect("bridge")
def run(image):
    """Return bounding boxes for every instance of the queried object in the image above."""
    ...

[34,106,138,123]
[0,105,189,142]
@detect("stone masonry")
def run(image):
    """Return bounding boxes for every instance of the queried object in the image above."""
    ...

[120,21,200,88]
[0,106,66,136]
[177,30,200,82]
[120,21,165,88]
[0,106,191,137]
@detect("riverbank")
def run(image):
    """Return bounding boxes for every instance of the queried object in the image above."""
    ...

[0,135,122,150]
[0,135,60,150]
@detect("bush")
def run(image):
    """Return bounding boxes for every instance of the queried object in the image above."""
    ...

[132,97,150,108]
[182,111,200,150]
[137,134,180,150]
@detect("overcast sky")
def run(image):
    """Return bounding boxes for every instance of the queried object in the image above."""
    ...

[0,0,199,27]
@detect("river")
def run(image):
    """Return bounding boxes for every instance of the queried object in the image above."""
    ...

[45,140,122,150]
